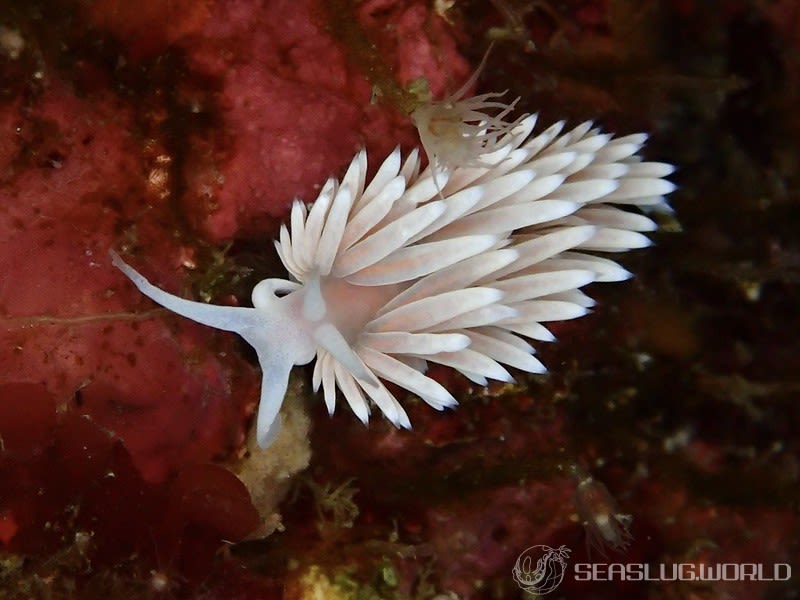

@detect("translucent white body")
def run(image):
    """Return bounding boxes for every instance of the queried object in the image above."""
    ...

[112,114,674,448]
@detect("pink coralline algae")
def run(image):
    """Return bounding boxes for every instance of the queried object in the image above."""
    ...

[0,0,476,593]
[3,0,798,598]
[149,0,467,241]
[0,79,258,483]
[1,0,460,478]
[0,383,260,584]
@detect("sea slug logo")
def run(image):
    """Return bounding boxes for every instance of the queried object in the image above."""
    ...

[512,543,792,593]
[512,545,571,595]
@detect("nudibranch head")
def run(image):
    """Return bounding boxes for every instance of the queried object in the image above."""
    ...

[112,112,674,449]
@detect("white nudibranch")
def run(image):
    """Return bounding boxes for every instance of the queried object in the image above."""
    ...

[111,112,675,449]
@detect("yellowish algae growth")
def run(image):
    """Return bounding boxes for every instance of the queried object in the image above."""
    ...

[295,563,461,600]
[230,372,312,536]
[298,566,352,600]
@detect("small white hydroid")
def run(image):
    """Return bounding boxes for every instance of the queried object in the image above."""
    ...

[112,114,674,448]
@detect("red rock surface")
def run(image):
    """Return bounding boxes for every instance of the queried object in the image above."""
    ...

[1,0,466,479]
[0,77,258,483]
[169,0,466,241]
[1,0,470,595]
[0,383,260,590]
[2,0,799,598]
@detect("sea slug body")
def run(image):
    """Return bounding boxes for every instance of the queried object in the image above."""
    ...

[112,112,674,448]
